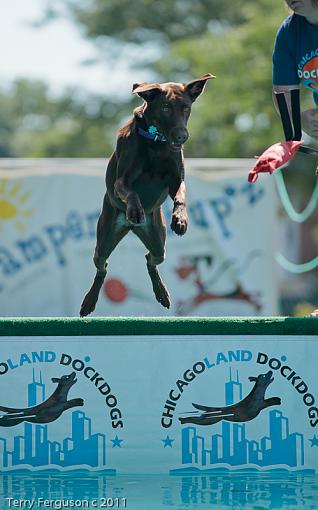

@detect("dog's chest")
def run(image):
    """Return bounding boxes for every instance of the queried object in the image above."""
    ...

[132,160,171,210]
[143,149,173,179]
[134,168,168,194]
[143,146,176,174]
[142,164,169,182]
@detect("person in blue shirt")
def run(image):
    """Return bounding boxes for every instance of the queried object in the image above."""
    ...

[273,1,318,318]
[273,0,318,138]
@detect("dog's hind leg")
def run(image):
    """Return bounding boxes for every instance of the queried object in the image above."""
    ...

[80,267,107,317]
[80,194,130,317]
[146,252,171,309]
[132,207,171,309]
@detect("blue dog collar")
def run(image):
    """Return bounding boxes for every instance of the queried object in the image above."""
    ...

[137,125,167,143]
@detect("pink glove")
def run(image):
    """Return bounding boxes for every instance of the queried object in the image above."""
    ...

[248,140,303,183]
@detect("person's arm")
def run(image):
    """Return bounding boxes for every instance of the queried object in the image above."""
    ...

[272,85,318,138]
[272,84,299,118]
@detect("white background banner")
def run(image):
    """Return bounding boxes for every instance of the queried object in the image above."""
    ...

[0,159,278,316]
[0,335,317,474]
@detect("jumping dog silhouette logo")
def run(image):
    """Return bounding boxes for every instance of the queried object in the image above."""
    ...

[161,354,315,472]
[179,370,281,426]
[0,372,83,427]
[0,358,123,471]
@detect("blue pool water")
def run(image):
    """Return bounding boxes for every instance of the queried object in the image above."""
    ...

[0,472,318,510]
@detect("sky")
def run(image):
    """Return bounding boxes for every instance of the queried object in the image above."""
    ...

[0,0,136,97]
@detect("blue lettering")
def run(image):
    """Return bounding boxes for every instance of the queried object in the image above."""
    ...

[16,236,47,263]
[216,352,228,365]
[209,197,232,238]
[188,201,209,229]
[7,359,18,370]
[45,351,56,362]
[31,352,44,363]
[45,224,67,266]
[224,185,236,197]
[204,357,215,368]
[31,351,56,362]
[4,352,57,371]
[204,350,253,368]
[20,353,32,365]
[228,350,240,362]
[241,350,252,361]
[0,247,22,275]
[241,182,264,205]
[86,211,100,237]
[67,211,84,240]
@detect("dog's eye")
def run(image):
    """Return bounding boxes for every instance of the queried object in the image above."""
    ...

[162,104,170,112]
[184,107,190,114]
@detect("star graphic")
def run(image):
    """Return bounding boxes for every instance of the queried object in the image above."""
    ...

[162,435,174,448]
[111,435,123,448]
[309,435,318,447]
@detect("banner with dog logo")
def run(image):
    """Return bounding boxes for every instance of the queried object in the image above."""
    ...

[0,160,278,316]
[0,335,317,473]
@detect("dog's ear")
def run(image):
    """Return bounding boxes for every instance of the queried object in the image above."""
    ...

[132,82,144,92]
[132,82,162,101]
[185,73,215,102]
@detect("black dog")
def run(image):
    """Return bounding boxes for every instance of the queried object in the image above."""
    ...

[0,372,83,427]
[179,370,281,426]
[80,74,214,317]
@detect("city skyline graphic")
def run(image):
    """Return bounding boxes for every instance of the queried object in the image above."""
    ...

[175,369,306,472]
[0,370,112,471]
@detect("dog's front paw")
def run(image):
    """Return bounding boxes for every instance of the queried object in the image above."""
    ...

[126,196,146,225]
[171,207,188,235]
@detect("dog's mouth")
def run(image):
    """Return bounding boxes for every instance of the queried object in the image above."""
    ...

[168,142,183,152]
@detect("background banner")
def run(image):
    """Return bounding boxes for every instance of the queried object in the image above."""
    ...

[0,335,317,474]
[0,160,278,316]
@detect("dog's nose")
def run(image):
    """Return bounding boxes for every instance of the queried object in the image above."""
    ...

[170,127,189,144]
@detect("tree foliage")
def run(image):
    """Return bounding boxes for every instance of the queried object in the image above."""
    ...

[43,0,254,44]
[2,0,304,158]
[153,0,290,157]
[0,80,130,157]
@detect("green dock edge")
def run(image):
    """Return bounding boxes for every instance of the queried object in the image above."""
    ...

[1,317,318,336]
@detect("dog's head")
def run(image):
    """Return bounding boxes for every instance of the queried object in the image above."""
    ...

[51,371,77,390]
[248,370,274,391]
[132,74,215,152]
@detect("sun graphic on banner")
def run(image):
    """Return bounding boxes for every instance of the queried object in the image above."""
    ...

[0,179,33,232]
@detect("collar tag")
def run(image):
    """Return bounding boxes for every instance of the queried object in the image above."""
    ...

[137,124,166,143]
